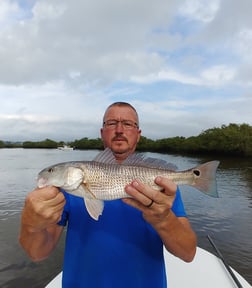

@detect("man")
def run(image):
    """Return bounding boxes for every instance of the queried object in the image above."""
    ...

[19,102,197,287]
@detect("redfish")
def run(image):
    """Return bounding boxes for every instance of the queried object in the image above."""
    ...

[37,148,220,220]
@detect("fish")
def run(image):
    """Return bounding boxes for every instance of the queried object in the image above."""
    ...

[37,148,220,220]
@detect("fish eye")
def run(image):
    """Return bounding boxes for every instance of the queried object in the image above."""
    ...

[48,167,54,173]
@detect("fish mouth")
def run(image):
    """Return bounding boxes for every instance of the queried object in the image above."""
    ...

[37,177,47,188]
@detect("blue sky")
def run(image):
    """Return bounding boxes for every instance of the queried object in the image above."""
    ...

[0,0,252,141]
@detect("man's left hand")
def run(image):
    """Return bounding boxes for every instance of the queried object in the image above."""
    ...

[123,176,177,226]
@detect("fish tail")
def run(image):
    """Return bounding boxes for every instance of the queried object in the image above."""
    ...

[191,161,220,197]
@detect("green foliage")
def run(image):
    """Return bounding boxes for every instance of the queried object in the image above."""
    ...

[154,137,186,153]
[136,123,252,156]
[22,139,58,149]
[1,123,252,156]
[197,123,252,156]
[70,138,103,150]
[136,136,156,151]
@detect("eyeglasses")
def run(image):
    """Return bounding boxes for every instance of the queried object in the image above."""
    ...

[103,119,139,130]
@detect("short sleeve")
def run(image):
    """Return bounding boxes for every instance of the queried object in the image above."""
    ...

[57,189,69,226]
[171,187,187,217]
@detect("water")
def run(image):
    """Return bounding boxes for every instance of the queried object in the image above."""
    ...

[0,149,251,287]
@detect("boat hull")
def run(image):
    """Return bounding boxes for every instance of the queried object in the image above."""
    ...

[45,247,251,287]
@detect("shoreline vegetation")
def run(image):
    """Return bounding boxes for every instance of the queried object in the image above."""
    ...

[1,123,252,157]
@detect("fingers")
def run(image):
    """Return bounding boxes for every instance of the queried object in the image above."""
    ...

[22,186,66,230]
[43,188,66,209]
[154,176,177,196]
[146,199,154,208]
[125,177,177,205]
[123,177,178,219]
[125,180,156,207]
[28,187,64,213]
[33,186,61,201]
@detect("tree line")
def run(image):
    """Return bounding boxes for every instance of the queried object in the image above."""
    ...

[1,123,252,157]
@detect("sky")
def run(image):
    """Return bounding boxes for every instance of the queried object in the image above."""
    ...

[0,0,252,142]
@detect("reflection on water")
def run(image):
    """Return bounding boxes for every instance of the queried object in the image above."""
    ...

[0,149,251,287]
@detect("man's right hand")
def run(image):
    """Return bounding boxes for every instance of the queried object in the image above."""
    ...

[21,186,66,232]
[19,186,66,261]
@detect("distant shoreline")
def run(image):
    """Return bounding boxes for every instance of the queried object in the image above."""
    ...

[1,123,252,157]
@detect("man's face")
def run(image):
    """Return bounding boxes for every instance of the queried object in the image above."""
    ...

[100,106,141,162]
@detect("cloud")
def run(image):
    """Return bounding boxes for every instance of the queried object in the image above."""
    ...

[0,1,20,26]
[0,0,251,142]
[0,0,178,85]
[178,0,220,23]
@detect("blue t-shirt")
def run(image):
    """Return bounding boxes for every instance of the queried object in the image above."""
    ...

[58,188,186,288]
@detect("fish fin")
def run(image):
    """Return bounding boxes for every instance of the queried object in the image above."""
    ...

[191,161,220,197]
[68,185,87,198]
[84,198,104,221]
[93,148,177,170]
[80,182,97,199]
[93,148,117,164]
[80,183,104,220]
[123,153,178,171]
[65,167,84,190]
[70,183,104,220]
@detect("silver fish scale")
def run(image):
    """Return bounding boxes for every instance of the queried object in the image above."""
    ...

[80,162,195,201]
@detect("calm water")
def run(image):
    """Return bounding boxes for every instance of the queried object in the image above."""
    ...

[0,148,251,287]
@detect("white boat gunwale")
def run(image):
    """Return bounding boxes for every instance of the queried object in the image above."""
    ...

[45,247,251,288]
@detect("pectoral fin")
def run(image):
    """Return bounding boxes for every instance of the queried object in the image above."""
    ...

[84,198,104,221]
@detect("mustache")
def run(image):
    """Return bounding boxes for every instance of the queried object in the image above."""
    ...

[112,135,128,142]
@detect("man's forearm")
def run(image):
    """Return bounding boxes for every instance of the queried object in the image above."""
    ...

[19,224,63,262]
[154,212,197,262]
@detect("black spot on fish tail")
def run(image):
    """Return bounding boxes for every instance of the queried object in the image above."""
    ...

[193,169,200,177]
